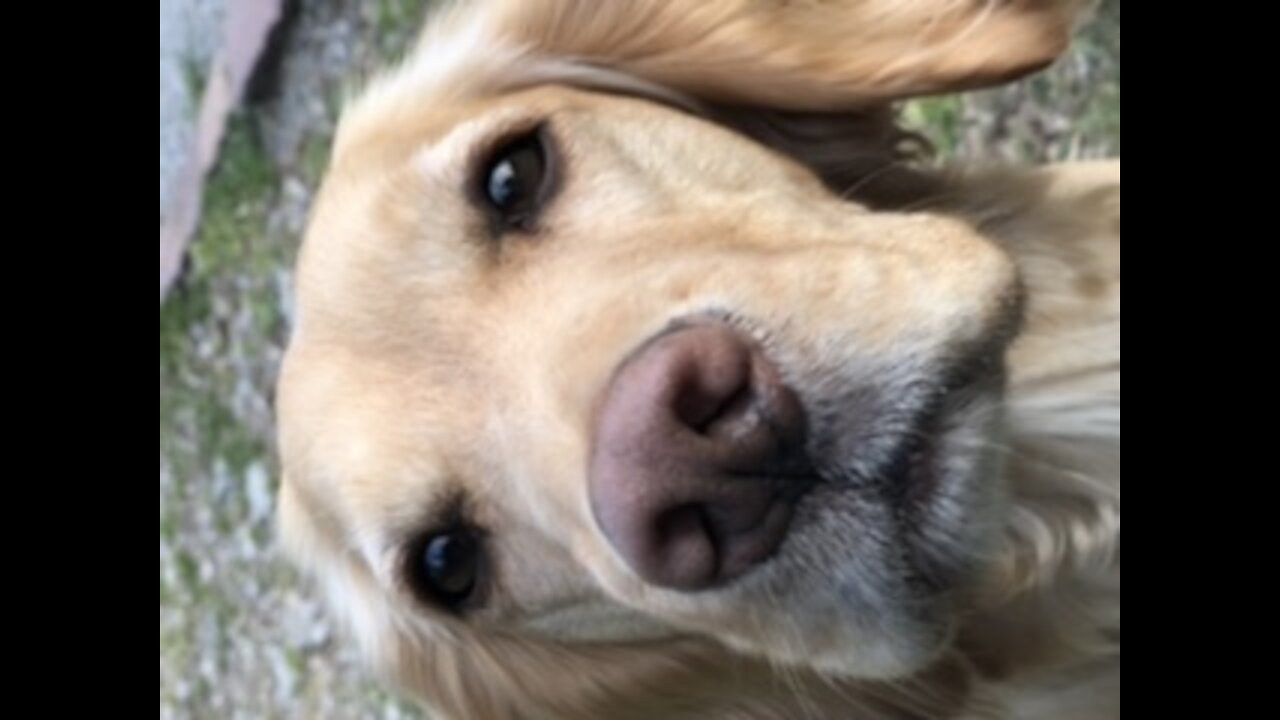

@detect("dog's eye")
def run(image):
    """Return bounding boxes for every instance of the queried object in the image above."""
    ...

[480,130,550,231]
[410,528,483,612]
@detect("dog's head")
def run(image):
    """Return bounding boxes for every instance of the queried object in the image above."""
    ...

[278,1,1084,717]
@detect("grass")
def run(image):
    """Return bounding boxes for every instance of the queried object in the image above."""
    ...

[161,4,439,717]
[374,0,433,55]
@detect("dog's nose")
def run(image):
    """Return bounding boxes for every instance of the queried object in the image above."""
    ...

[589,324,813,592]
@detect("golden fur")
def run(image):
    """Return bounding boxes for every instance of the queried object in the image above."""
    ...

[277,1,1120,718]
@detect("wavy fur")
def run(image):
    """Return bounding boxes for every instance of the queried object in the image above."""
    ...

[280,2,1119,718]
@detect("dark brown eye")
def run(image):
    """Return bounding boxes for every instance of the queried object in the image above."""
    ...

[410,528,483,612]
[481,130,550,230]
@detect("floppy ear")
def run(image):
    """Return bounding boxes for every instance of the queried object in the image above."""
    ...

[493,0,1087,109]
[347,0,1087,206]
[462,0,1089,208]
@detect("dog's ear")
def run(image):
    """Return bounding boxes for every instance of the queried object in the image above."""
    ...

[492,0,1086,109]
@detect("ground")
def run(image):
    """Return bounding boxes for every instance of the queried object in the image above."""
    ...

[158,2,1120,717]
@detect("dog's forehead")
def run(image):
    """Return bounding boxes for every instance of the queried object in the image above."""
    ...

[293,85,806,344]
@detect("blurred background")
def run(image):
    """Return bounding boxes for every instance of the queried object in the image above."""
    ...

[158,1,1120,717]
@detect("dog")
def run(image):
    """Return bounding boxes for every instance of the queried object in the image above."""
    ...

[276,1,1120,718]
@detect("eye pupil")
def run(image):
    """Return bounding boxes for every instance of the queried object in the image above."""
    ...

[415,529,481,609]
[488,159,519,209]
[482,132,548,227]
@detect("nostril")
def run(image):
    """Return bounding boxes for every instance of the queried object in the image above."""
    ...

[655,504,709,545]
[676,377,755,435]
[653,504,718,579]
[667,333,756,434]
[702,383,762,440]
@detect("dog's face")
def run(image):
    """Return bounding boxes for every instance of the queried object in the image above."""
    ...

[278,1,1080,716]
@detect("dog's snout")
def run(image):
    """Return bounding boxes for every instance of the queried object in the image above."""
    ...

[589,324,813,592]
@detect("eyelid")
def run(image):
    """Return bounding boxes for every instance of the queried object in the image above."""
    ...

[389,497,493,614]
[469,121,560,237]
[381,495,464,575]
[471,120,548,180]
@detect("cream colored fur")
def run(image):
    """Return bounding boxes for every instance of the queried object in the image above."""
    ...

[277,2,1119,718]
